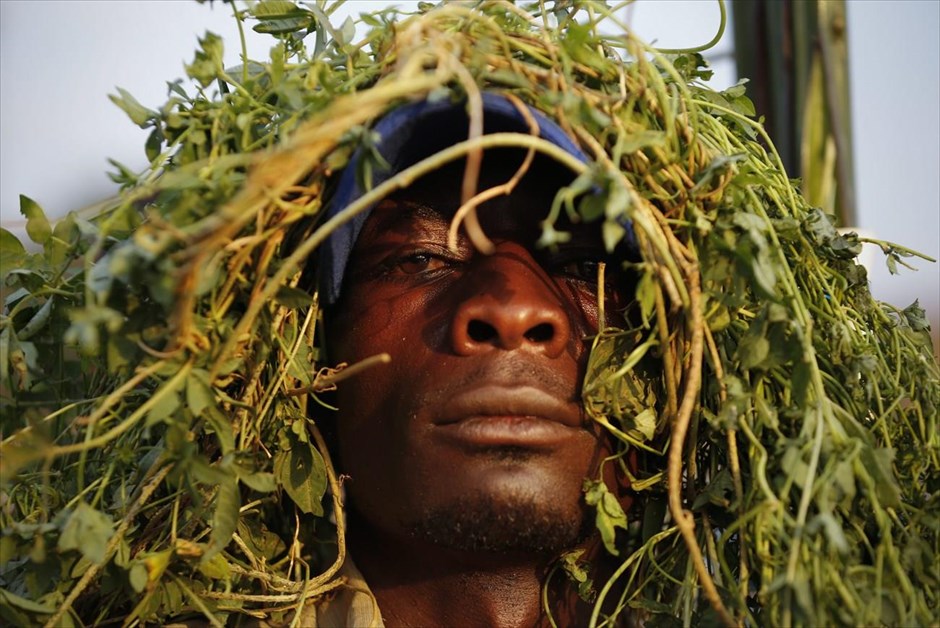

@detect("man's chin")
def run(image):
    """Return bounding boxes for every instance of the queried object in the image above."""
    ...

[407,490,589,556]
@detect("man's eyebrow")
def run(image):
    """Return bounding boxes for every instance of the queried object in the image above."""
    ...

[348,199,454,253]
[368,199,452,234]
[381,199,448,221]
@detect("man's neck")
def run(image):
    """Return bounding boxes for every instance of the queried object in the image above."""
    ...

[347,516,586,627]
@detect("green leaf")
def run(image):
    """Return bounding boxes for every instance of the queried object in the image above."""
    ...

[146,390,181,426]
[583,479,627,555]
[485,69,531,89]
[274,438,327,516]
[251,0,302,18]
[186,32,224,88]
[236,518,286,561]
[106,334,138,374]
[0,535,17,567]
[186,368,216,418]
[19,195,51,245]
[0,587,55,614]
[204,405,235,454]
[197,552,231,581]
[128,562,148,593]
[692,153,747,193]
[578,193,606,223]
[238,471,277,493]
[16,297,52,341]
[635,272,655,327]
[536,222,571,249]
[619,130,666,154]
[902,300,930,332]
[106,158,139,188]
[57,502,114,565]
[275,285,314,309]
[602,220,626,253]
[129,548,173,593]
[812,512,849,555]
[791,360,812,408]
[802,208,861,260]
[735,331,770,370]
[632,408,657,440]
[145,128,164,162]
[859,447,901,508]
[0,313,22,395]
[48,213,79,266]
[188,456,231,487]
[691,468,735,511]
[205,477,240,562]
[253,18,307,36]
[0,227,27,272]
[560,549,596,603]
[108,87,155,128]
[744,247,778,298]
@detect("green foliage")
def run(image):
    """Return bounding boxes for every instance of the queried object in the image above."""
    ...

[1,1,937,626]
[584,480,629,556]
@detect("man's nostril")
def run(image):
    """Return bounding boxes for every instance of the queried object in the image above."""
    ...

[468,319,497,343]
[524,323,554,344]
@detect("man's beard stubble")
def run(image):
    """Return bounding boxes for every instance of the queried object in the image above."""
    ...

[407,484,591,555]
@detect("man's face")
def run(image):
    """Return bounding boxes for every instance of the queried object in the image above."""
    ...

[327,154,624,555]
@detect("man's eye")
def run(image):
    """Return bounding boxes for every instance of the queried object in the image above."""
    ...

[558,259,602,282]
[394,252,445,275]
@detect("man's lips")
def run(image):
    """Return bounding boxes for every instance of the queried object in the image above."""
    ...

[435,386,582,427]
[432,385,583,449]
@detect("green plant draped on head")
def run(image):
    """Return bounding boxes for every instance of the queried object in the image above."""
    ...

[1,1,937,626]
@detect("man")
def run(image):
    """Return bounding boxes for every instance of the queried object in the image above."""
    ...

[310,94,635,626]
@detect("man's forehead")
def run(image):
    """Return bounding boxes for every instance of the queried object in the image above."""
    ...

[359,200,453,238]
[387,151,572,214]
[355,195,603,261]
[361,156,572,239]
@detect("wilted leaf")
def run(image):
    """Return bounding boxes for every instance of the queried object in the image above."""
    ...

[902,300,930,332]
[129,548,173,593]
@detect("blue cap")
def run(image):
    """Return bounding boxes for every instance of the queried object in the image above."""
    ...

[320,92,594,304]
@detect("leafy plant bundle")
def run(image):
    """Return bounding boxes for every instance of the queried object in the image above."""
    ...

[1,1,937,626]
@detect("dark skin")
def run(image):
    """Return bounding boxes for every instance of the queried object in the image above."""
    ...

[327,153,631,627]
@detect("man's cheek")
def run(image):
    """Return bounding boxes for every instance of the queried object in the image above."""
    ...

[559,285,604,335]
[329,298,396,359]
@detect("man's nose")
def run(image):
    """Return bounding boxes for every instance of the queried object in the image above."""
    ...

[450,244,571,358]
